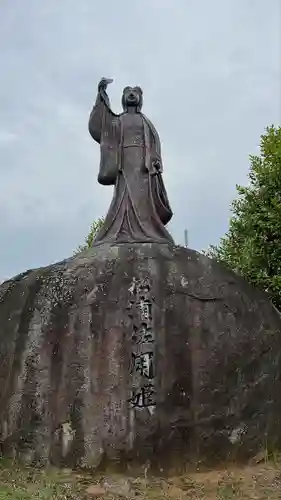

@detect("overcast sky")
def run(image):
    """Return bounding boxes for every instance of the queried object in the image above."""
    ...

[0,0,280,282]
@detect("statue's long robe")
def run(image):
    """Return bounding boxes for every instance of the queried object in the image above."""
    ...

[88,89,174,245]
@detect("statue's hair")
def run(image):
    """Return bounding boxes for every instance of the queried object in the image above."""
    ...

[122,86,143,112]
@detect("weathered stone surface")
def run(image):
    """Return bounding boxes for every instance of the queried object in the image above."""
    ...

[102,476,132,497]
[0,243,280,471]
[85,484,106,497]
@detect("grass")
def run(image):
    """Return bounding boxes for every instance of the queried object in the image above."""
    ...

[0,458,281,499]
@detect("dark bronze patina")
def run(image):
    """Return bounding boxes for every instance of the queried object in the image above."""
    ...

[88,78,174,245]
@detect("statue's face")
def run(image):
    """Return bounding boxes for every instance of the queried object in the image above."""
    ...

[123,86,142,108]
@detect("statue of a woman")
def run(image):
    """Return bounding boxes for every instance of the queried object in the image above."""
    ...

[88,78,174,245]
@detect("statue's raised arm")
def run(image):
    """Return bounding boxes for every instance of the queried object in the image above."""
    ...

[88,77,116,144]
[88,79,174,245]
[97,77,114,111]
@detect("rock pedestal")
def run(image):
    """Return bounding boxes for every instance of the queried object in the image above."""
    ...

[0,243,280,470]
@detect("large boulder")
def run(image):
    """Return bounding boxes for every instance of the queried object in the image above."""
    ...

[0,243,280,470]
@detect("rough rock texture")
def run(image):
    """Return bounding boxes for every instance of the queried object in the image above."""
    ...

[0,243,280,471]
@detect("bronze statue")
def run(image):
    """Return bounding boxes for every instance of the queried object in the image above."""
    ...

[88,78,174,245]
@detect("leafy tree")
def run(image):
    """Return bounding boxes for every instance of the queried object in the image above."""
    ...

[75,217,104,254]
[207,125,281,309]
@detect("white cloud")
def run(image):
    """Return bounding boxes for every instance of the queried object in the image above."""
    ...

[0,131,17,144]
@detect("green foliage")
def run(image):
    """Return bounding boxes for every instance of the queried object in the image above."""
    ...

[74,217,104,254]
[207,125,281,309]
[0,458,281,499]
[0,459,87,499]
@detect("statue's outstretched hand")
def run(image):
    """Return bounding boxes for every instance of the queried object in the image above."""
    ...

[98,77,113,91]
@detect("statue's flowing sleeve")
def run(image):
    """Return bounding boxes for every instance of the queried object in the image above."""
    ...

[88,90,120,185]
[142,116,173,225]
